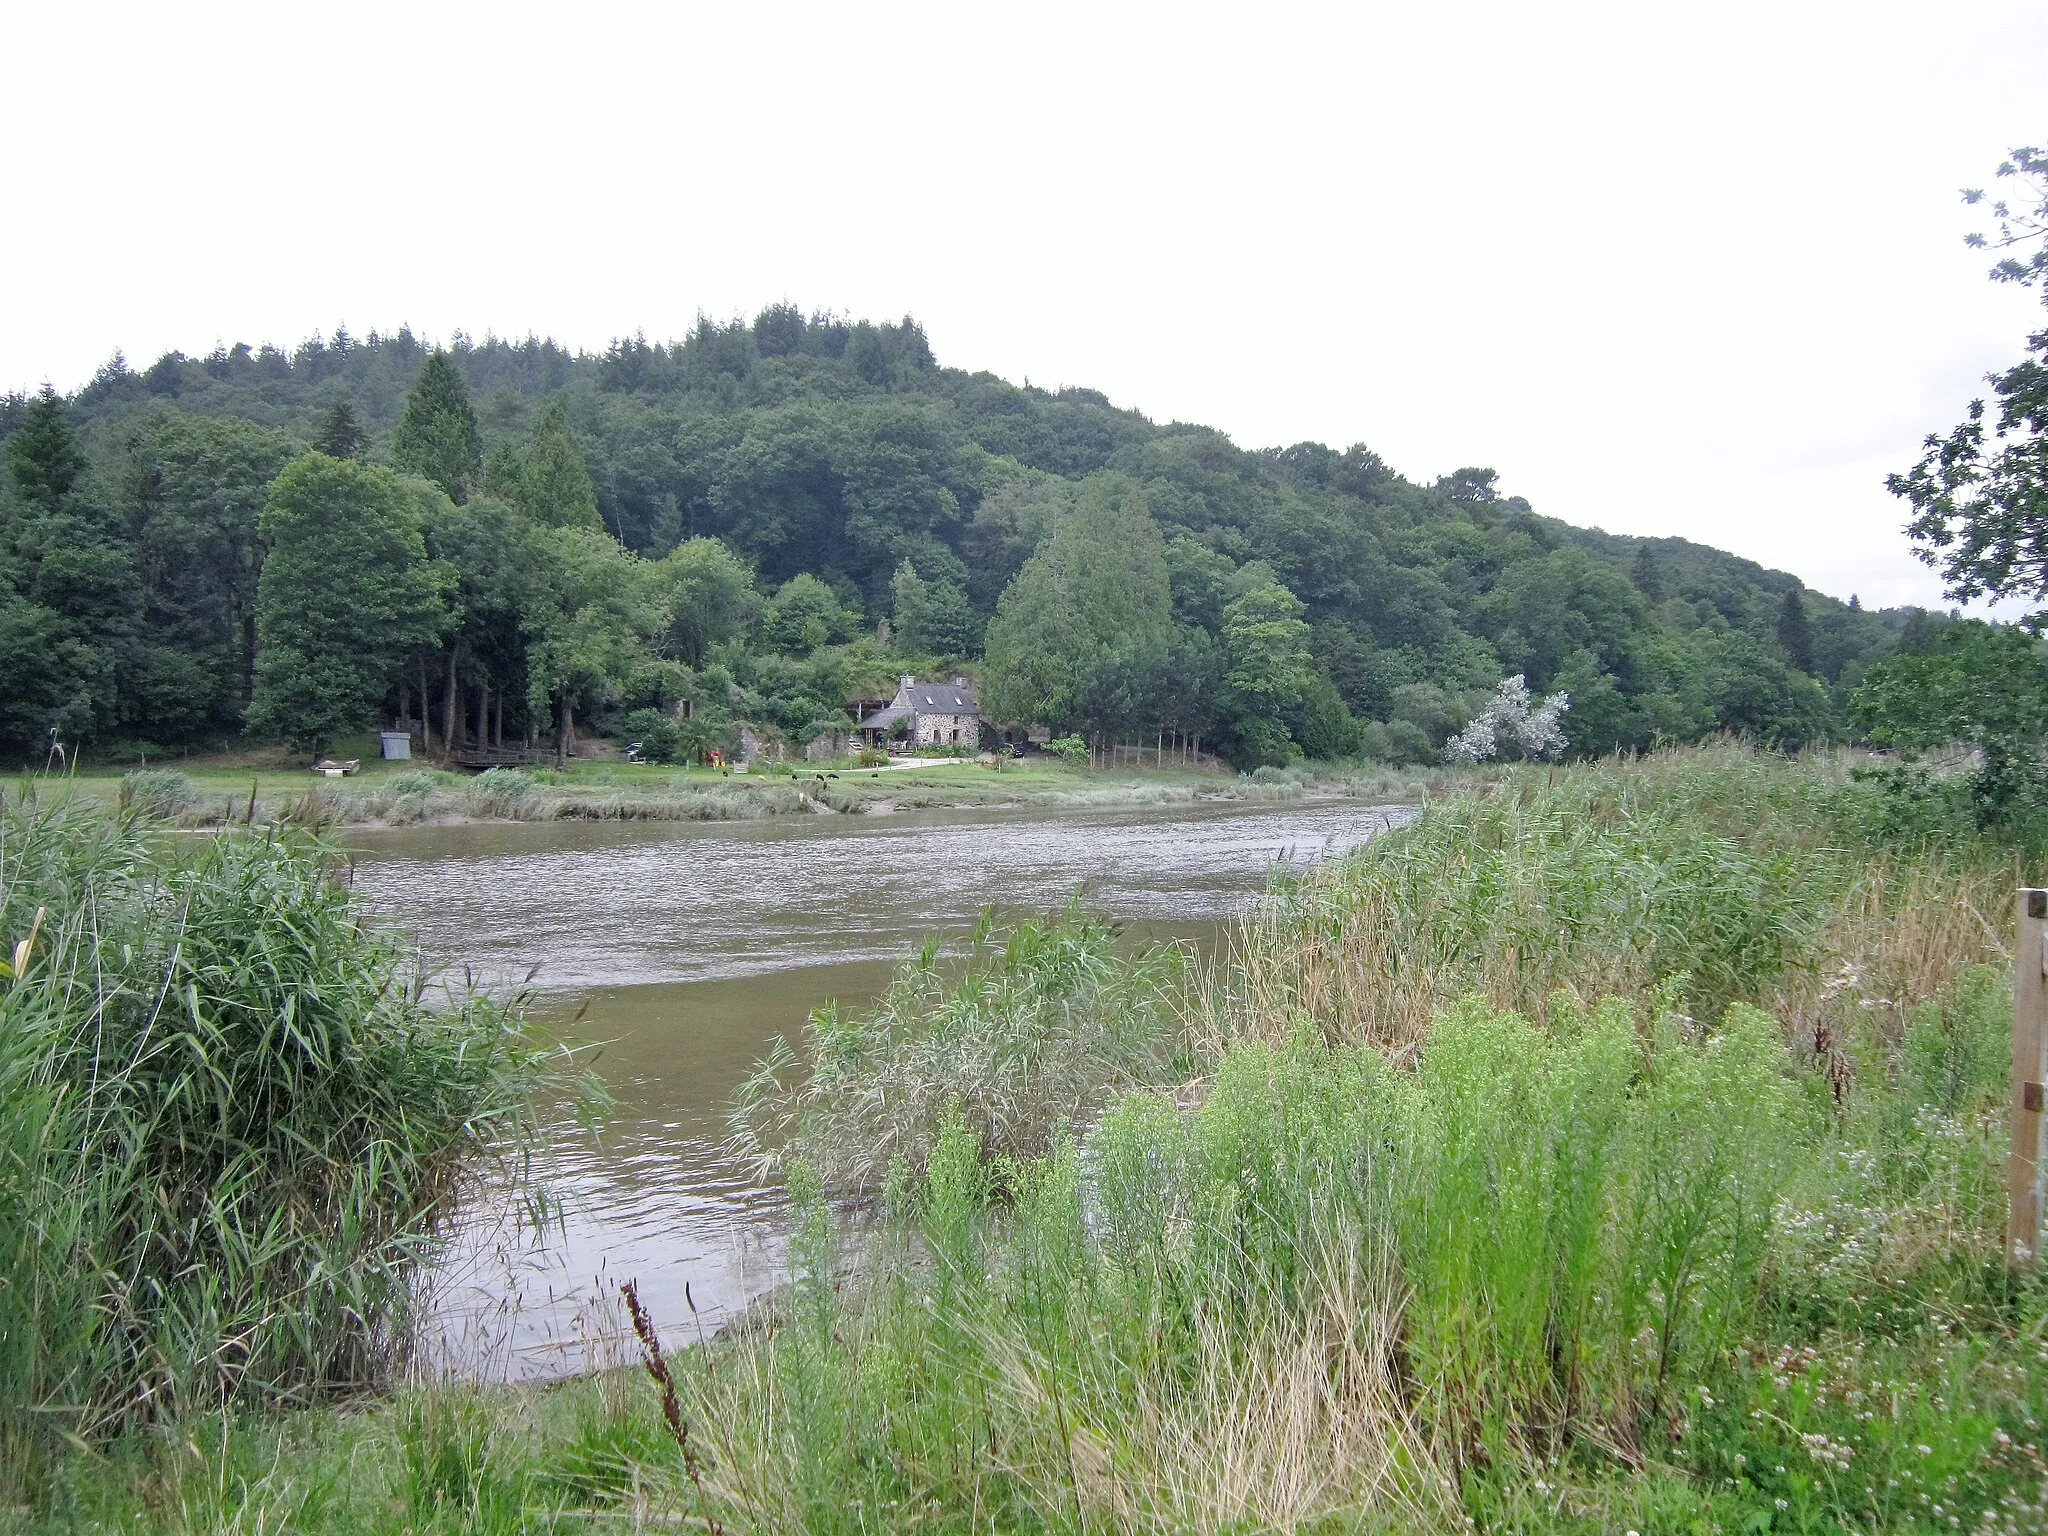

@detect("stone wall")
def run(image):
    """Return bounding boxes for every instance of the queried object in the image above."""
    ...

[915,713,978,747]
[739,725,786,763]
[804,732,855,762]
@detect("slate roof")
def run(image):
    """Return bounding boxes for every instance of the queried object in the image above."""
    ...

[903,683,977,713]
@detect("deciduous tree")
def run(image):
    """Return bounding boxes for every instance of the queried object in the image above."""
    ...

[1891,147,2048,621]
[659,536,757,667]
[248,455,450,754]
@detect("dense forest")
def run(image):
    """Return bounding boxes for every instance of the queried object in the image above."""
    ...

[0,307,1933,769]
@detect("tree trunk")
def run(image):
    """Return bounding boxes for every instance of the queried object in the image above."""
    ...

[557,693,573,771]
[241,610,258,708]
[418,656,433,755]
[494,690,504,749]
[442,645,460,756]
[475,674,489,752]
[398,677,411,731]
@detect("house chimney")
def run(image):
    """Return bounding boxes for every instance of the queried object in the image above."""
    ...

[954,676,968,688]
[900,674,915,690]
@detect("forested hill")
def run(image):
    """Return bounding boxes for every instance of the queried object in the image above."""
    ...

[0,307,1928,767]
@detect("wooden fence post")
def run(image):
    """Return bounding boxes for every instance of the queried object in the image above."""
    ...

[2009,887,2048,1270]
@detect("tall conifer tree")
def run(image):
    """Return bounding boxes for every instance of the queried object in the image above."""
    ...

[392,351,481,503]
[519,398,601,530]
[314,399,366,460]
[1629,541,1663,602]
[1776,587,1816,674]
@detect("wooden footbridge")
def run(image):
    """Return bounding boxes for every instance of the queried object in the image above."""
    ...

[446,747,553,772]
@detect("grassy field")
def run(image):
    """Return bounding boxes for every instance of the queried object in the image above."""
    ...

[12,746,2048,1534]
[25,743,1435,828]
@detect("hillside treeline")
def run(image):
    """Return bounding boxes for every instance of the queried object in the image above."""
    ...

[0,308,1928,767]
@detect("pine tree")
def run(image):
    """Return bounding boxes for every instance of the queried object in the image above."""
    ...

[314,399,366,460]
[1776,586,1816,674]
[391,350,481,502]
[0,386,140,753]
[4,386,88,511]
[1629,541,1663,602]
[518,398,601,529]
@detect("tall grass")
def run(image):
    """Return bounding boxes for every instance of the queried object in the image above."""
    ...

[0,797,564,1483]
[1228,746,2018,1053]
[729,900,1191,1190]
[664,996,1817,1531]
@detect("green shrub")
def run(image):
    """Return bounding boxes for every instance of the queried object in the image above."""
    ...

[383,768,452,796]
[1359,717,1437,765]
[1045,735,1088,767]
[117,768,198,820]
[464,767,548,819]
[615,707,681,764]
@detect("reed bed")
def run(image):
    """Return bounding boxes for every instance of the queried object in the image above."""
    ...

[0,797,566,1494]
[1226,746,2021,1055]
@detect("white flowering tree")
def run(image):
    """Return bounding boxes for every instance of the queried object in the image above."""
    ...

[1443,675,1571,764]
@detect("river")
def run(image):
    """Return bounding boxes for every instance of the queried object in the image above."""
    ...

[347,796,1410,1379]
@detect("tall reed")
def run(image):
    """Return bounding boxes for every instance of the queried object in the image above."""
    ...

[0,797,563,1480]
[1226,746,2022,1054]
[728,899,1191,1191]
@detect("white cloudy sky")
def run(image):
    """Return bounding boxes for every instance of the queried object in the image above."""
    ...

[3,1,2043,611]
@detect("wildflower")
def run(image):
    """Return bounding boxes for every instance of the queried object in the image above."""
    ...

[1919,1444,1935,1457]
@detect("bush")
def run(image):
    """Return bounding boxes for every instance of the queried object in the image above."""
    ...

[116,768,197,820]
[615,707,680,764]
[1045,734,1089,767]
[1359,717,1436,766]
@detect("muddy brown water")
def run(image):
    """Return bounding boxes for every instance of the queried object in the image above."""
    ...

[346,797,1412,1378]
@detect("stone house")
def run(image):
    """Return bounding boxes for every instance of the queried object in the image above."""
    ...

[858,675,980,750]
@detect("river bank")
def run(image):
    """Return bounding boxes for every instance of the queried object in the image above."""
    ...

[33,753,1444,829]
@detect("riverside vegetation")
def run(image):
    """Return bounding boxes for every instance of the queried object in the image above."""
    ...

[11,744,2048,1535]
[0,792,574,1503]
[63,755,1432,832]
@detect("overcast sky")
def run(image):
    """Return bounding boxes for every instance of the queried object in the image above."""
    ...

[4,2,2043,611]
